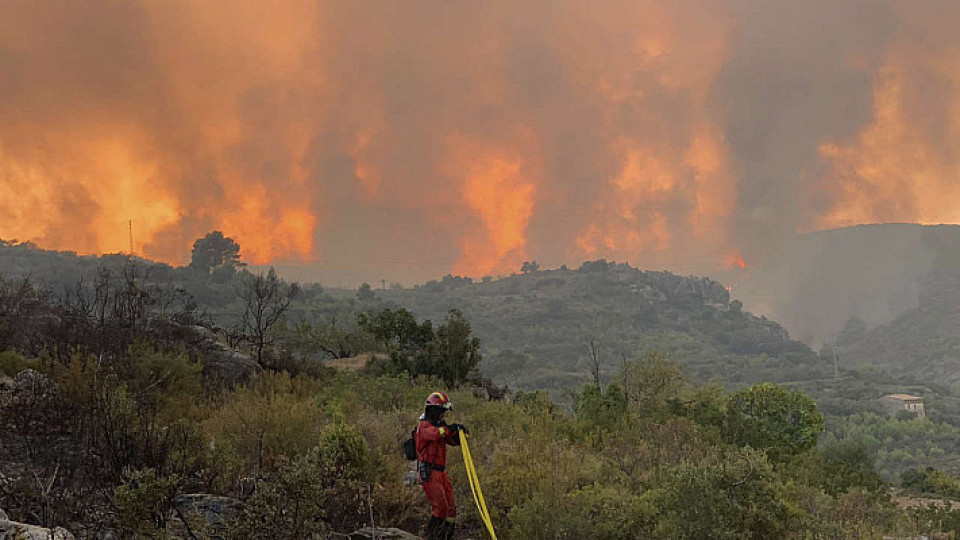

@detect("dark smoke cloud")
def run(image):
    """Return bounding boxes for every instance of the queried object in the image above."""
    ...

[718,0,895,261]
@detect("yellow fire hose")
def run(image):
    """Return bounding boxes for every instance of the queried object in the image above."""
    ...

[460,432,498,539]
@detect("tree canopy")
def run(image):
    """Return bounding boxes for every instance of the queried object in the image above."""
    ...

[725,382,824,459]
[189,231,244,272]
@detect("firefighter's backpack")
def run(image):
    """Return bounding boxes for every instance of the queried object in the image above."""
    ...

[402,428,417,460]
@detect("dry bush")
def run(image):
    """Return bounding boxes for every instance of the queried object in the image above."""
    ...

[203,372,325,491]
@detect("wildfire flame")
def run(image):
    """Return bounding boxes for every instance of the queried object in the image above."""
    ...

[810,3,960,230]
[0,2,957,277]
[726,251,747,270]
[445,128,540,277]
[0,0,323,264]
[567,1,735,267]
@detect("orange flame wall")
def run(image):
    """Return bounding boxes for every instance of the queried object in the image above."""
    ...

[0,1,957,277]
[811,2,960,230]
[0,0,324,264]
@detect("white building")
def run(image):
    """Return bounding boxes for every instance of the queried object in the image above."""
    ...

[880,394,926,419]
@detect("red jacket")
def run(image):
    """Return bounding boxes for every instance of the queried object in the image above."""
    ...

[416,418,459,467]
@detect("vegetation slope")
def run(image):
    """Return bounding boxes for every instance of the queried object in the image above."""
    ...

[5,239,960,537]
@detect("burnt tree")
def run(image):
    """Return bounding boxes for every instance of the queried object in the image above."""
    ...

[238,269,293,368]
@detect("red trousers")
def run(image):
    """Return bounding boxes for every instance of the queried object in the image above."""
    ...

[422,470,457,519]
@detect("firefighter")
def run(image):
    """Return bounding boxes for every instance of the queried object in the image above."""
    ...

[416,391,468,540]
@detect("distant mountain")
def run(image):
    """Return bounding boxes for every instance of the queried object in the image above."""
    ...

[719,223,960,387]
[831,262,960,386]
[748,223,960,348]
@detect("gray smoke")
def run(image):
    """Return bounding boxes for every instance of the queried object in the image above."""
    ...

[2,1,959,342]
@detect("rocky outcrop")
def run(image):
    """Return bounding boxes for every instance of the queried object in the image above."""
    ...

[0,369,55,408]
[642,270,730,306]
[152,321,260,383]
[13,369,54,395]
[166,493,242,539]
[0,509,75,540]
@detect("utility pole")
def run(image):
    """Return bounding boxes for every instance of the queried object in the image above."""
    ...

[128,220,134,256]
[832,348,840,379]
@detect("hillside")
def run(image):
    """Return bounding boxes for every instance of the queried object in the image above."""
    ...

[8,244,960,537]
[9,240,960,481]
[0,241,827,389]
[751,223,960,347]
[0,240,950,409]
[749,224,960,388]
[361,261,824,390]
[832,264,960,386]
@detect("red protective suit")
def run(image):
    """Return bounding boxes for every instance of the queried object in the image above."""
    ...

[416,418,460,519]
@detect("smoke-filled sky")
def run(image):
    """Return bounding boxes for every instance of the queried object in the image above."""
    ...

[1,0,959,283]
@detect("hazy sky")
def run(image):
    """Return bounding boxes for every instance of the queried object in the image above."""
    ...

[1,0,959,284]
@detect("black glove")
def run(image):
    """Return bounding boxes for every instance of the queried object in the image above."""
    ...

[451,423,470,435]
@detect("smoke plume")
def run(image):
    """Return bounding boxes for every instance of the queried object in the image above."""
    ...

[0,0,958,288]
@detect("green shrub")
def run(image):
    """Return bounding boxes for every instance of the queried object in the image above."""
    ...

[228,449,331,540]
[725,383,824,460]
[230,423,380,537]
[317,422,379,482]
[906,502,960,535]
[901,467,960,499]
[48,348,211,481]
[121,344,204,411]
[509,484,656,539]
[513,390,557,416]
[653,449,791,538]
[483,438,608,517]
[97,384,209,479]
[575,383,627,433]
[785,442,885,496]
[833,488,899,536]
[779,482,844,537]
[203,372,325,480]
[113,468,180,538]
[317,422,382,529]
[0,350,43,376]
[316,372,439,416]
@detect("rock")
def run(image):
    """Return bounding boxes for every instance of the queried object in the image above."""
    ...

[152,321,260,383]
[173,493,241,524]
[0,369,55,408]
[168,493,242,539]
[13,369,53,395]
[182,324,218,343]
[203,345,260,384]
[348,527,420,540]
[0,378,12,408]
[0,514,75,540]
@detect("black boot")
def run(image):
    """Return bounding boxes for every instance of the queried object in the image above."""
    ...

[426,516,445,539]
[442,519,456,540]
